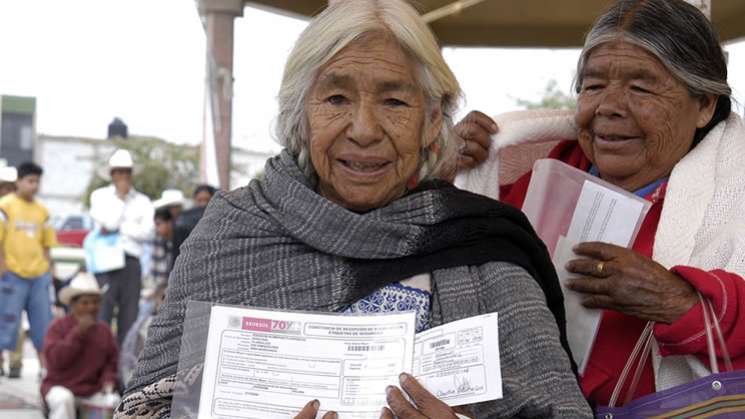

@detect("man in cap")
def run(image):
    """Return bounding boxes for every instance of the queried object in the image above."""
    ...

[43,272,118,419]
[88,149,153,345]
[0,162,57,378]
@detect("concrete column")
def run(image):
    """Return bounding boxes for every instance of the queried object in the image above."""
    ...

[199,0,244,190]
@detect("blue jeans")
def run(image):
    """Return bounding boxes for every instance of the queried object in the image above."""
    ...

[0,271,53,352]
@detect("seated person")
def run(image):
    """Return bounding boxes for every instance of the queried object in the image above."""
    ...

[42,272,119,419]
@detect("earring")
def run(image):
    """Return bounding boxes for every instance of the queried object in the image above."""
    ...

[407,174,419,190]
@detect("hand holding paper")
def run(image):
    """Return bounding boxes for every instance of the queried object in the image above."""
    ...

[198,307,501,418]
[565,242,698,324]
[382,374,461,419]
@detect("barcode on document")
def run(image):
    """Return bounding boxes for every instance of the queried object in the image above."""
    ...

[429,339,450,349]
[348,344,385,352]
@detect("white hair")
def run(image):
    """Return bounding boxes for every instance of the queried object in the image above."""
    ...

[275,0,462,181]
[574,0,732,145]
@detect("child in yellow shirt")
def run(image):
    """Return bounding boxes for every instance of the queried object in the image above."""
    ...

[0,162,57,368]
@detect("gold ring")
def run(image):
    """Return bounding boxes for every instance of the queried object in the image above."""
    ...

[596,261,605,276]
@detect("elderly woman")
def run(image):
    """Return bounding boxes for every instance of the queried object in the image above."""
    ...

[457,0,745,408]
[116,0,591,418]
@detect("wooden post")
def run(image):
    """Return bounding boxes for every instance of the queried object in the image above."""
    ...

[199,0,244,190]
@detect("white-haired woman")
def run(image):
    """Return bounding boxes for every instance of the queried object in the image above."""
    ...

[457,0,745,409]
[116,1,590,418]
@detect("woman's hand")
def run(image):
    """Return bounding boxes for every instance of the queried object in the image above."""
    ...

[293,399,337,419]
[381,373,462,419]
[566,242,698,324]
[453,111,497,171]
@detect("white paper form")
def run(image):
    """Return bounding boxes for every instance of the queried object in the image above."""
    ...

[566,180,645,246]
[553,235,601,374]
[197,306,416,419]
[558,180,648,374]
[412,313,502,406]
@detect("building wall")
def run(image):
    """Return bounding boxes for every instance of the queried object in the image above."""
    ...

[231,148,277,187]
[0,95,36,167]
[35,135,112,217]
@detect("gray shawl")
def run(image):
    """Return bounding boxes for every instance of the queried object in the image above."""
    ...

[117,151,590,418]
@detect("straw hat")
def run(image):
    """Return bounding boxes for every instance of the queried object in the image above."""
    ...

[154,189,185,209]
[108,149,134,170]
[59,272,102,305]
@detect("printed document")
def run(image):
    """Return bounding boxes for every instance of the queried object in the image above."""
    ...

[198,307,502,418]
[559,180,647,374]
[553,235,602,374]
[566,180,645,246]
[198,306,415,419]
[413,313,502,406]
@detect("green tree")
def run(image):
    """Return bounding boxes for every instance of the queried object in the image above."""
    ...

[83,137,199,207]
[515,79,576,110]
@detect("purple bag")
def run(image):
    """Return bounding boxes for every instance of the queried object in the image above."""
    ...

[597,296,745,418]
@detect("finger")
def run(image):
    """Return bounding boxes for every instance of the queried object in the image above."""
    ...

[459,121,494,150]
[567,276,612,296]
[321,412,338,419]
[379,407,396,419]
[464,110,498,135]
[565,258,614,278]
[294,400,320,419]
[462,139,489,164]
[573,241,625,260]
[399,373,452,417]
[456,154,479,171]
[386,385,425,419]
[580,294,622,311]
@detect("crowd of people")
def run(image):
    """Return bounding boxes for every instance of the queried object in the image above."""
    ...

[2,0,744,418]
[0,151,216,419]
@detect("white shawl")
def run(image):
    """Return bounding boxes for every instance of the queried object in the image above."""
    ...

[456,109,745,391]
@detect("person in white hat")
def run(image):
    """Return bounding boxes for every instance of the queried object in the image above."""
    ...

[88,149,154,346]
[0,166,17,197]
[153,188,185,219]
[42,272,119,419]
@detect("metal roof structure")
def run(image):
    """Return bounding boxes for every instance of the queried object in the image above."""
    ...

[245,0,745,47]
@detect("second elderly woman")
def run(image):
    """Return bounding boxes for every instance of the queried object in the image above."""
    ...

[457,0,745,409]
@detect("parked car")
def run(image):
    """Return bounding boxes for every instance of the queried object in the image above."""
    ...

[55,213,92,247]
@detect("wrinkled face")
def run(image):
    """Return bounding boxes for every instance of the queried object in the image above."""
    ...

[71,294,101,318]
[111,168,133,193]
[575,42,716,191]
[16,175,40,199]
[305,35,442,212]
[194,190,213,207]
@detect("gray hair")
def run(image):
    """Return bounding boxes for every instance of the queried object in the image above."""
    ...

[275,0,461,181]
[575,0,732,145]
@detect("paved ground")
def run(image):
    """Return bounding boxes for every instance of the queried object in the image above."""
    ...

[0,339,45,419]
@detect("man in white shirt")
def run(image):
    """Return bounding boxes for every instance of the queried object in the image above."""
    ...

[89,149,154,345]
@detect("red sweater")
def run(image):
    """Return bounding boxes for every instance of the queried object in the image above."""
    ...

[501,141,745,406]
[41,315,118,398]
